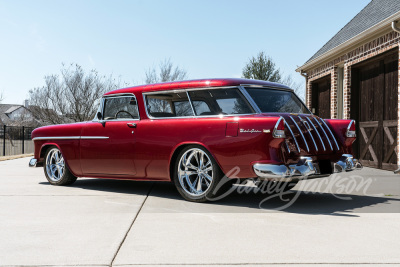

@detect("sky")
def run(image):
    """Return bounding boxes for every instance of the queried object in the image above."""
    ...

[0,0,371,105]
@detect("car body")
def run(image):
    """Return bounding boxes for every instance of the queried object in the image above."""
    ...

[29,78,362,202]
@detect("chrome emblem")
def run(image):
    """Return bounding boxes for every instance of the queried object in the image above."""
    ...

[240,129,261,133]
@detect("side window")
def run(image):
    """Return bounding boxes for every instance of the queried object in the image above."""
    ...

[188,88,254,115]
[192,101,211,115]
[146,92,194,118]
[103,96,139,120]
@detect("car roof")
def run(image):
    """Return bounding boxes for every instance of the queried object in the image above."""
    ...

[103,78,292,96]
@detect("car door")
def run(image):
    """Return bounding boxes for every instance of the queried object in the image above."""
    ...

[80,95,139,176]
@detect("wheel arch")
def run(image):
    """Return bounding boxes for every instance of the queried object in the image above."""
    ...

[168,142,224,182]
[39,143,78,177]
[39,143,61,159]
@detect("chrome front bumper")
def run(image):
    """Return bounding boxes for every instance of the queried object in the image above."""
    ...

[29,158,37,167]
[253,154,363,182]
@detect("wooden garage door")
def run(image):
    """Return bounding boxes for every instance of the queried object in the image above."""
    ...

[311,75,331,119]
[351,49,398,170]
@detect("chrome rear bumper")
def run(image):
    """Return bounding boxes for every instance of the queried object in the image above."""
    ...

[333,154,362,172]
[253,154,362,182]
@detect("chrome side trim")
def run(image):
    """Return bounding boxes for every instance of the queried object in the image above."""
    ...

[299,116,318,151]
[33,136,81,141]
[289,116,309,152]
[284,120,300,152]
[313,117,333,150]
[80,136,109,139]
[319,118,340,151]
[33,136,109,141]
[305,116,326,151]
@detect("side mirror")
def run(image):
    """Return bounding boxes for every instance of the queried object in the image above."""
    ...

[97,112,103,120]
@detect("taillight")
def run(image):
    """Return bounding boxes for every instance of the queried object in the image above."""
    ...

[273,117,286,138]
[346,120,356,138]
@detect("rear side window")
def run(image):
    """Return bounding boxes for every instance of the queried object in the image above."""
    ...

[146,92,194,118]
[245,87,310,114]
[188,88,254,116]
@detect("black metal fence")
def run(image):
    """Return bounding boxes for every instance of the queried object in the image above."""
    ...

[0,126,35,156]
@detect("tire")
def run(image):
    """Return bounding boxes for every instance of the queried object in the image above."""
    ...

[43,146,77,186]
[173,145,234,202]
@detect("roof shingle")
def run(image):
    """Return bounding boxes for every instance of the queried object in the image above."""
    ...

[305,0,400,64]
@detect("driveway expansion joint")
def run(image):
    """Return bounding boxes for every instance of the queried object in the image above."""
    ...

[110,182,154,267]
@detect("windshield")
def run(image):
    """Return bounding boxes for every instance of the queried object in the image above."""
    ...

[245,87,311,114]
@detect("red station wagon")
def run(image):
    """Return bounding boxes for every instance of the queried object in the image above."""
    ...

[29,78,362,202]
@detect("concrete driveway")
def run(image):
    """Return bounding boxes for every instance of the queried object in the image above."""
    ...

[0,157,399,266]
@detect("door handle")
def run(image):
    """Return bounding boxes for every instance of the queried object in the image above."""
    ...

[127,123,137,128]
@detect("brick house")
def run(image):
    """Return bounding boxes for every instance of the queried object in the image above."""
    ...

[296,0,400,171]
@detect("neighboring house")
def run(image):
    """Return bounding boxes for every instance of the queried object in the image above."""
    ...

[296,0,400,171]
[0,103,41,127]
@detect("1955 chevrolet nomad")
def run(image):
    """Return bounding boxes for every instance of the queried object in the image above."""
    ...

[29,78,362,202]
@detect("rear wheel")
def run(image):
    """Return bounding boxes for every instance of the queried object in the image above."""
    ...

[173,146,233,202]
[44,147,77,186]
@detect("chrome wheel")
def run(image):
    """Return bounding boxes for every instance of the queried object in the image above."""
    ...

[45,148,65,182]
[177,148,213,196]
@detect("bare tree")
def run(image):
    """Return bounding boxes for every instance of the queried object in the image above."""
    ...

[29,63,122,125]
[145,59,187,84]
[280,74,305,100]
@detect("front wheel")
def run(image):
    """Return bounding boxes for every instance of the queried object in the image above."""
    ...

[173,146,233,202]
[44,147,77,186]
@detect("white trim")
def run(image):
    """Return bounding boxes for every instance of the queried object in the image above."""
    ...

[33,136,109,141]
[297,12,400,72]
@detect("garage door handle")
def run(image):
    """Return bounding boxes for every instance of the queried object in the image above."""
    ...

[127,123,137,128]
